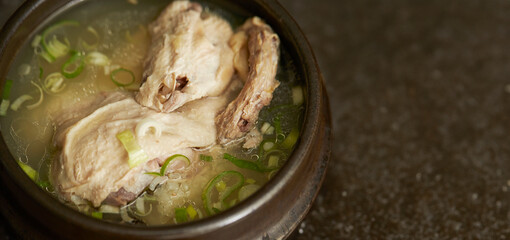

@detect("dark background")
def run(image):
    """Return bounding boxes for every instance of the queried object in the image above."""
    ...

[3,0,510,239]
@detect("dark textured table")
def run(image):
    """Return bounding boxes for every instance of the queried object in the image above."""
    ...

[3,0,510,239]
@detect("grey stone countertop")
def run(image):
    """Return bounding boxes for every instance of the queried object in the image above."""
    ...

[3,0,510,239]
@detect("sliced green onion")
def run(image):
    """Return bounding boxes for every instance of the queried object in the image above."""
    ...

[143,194,157,201]
[246,178,256,184]
[116,129,149,168]
[40,20,80,62]
[268,155,279,168]
[120,206,134,223]
[199,154,213,162]
[99,205,120,214]
[85,51,111,66]
[17,160,38,181]
[257,139,275,157]
[265,126,275,135]
[0,79,13,116]
[91,211,103,219]
[43,72,66,93]
[262,141,275,151]
[81,26,100,50]
[146,154,190,176]
[268,170,278,179]
[175,208,187,223]
[281,128,299,149]
[273,114,284,142]
[186,205,198,220]
[135,118,162,138]
[110,68,135,87]
[135,197,145,214]
[0,100,10,116]
[215,180,226,192]
[26,81,44,110]
[260,122,271,134]
[61,50,84,78]
[292,86,304,105]
[31,35,42,48]
[37,180,52,189]
[148,175,167,191]
[11,95,33,111]
[18,64,31,76]
[202,170,244,215]
[238,184,260,201]
[258,149,286,172]
[35,47,54,63]
[223,153,263,172]
[39,67,44,79]
[32,35,54,63]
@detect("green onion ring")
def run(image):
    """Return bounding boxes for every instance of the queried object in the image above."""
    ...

[61,50,85,78]
[110,68,135,87]
[223,153,264,172]
[174,208,188,223]
[146,154,190,176]
[202,170,244,215]
[257,149,286,172]
[41,20,80,61]
[199,154,213,162]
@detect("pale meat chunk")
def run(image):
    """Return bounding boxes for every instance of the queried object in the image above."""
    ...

[216,17,280,144]
[136,0,234,112]
[51,92,228,207]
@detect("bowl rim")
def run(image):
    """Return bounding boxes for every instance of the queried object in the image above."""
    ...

[0,0,326,238]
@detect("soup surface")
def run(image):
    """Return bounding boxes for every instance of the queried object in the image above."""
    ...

[1,0,303,225]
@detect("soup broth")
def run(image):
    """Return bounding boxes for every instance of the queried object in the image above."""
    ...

[1,0,303,225]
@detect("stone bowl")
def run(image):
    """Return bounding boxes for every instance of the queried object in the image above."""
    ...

[0,0,331,239]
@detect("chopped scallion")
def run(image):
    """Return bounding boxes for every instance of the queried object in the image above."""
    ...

[61,50,85,78]
[186,205,197,220]
[258,149,286,171]
[36,180,52,189]
[145,154,190,176]
[17,64,31,76]
[273,114,284,142]
[292,86,304,105]
[26,81,43,110]
[17,160,38,181]
[175,208,187,223]
[281,128,299,149]
[260,122,271,134]
[199,154,213,162]
[40,20,79,62]
[85,51,111,66]
[238,184,260,201]
[0,79,13,116]
[223,153,264,172]
[11,95,33,111]
[43,72,66,93]
[263,141,275,151]
[0,100,10,116]
[81,26,100,50]
[110,68,135,87]
[268,155,279,168]
[202,170,244,215]
[215,180,226,192]
[99,205,120,214]
[116,129,149,168]
[135,118,162,138]
[91,211,103,219]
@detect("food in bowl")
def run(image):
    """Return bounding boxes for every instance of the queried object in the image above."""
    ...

[1,0,304,225]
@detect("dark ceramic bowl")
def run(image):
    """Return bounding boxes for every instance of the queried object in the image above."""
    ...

[0,0,331,239]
